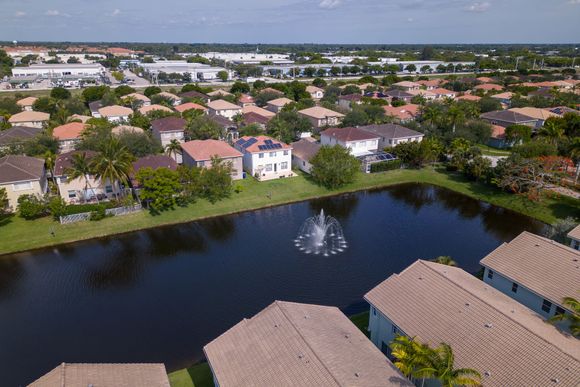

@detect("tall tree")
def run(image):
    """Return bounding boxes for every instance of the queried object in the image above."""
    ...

[417,343,481,387]
[165,139,182,161]
[91,139,134,200]
[65,152,99,203]
[548,297,580,338]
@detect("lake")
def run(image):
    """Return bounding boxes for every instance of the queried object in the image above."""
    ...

[0,183,545,386]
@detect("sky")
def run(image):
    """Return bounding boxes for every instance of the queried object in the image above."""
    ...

[1,0,579,44]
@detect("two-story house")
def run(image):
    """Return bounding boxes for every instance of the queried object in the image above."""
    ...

[0,155,47,212]
[181,139,244,180]
[234,136,293,181]
[207,99,242,119]
[98,105,133,123]
[266,97,294,113]
[306,85,324,100]
[151,116,186,147]
[53,122,86,153]
[568,224,580,250]
[320,127,379,156]
[8,111,50,128]
[298,107,345,129]
[361,123,424,149]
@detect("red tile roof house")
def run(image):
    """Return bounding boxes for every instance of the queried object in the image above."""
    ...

[383,104,420,123]
[151,116,187,151]
[238,93,256,107]
[338,93,363,110]
[207,99,242,120]
[52,122,86,153]
[174,102,208,115]
[320,127,380,156]
[204,301,412,387]
[98,105,133,123]
[181,139,244,180]
[16,96,38,111]
[473,83,504,92]
[234,136,294,181]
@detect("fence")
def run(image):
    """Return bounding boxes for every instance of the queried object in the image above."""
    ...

[59,204,142,225]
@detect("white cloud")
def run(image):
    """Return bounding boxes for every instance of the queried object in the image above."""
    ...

[319,0,341,9]
[407,17,414,22]
[464,2,491,12]
[45,10,60,16]
[14,11,26,17]
[112,9,121,16]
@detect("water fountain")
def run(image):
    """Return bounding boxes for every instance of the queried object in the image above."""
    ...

[294,210,347,256]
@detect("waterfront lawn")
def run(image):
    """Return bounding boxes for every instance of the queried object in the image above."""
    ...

[168,362,214,387]
[349,311,370,338]
[0,168,579,256]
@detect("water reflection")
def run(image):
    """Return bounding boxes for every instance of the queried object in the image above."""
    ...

[0,258,23,298]
[309,193,359,221]
[386,183,436,211]
[200,216,236,241]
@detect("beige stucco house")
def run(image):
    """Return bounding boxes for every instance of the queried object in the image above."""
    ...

[0,155,47,212]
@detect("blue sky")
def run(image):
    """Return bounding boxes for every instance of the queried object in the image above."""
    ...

[2,0,580,43]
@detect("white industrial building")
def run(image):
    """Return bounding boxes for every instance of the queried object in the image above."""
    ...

[196,52,293,65]
[140,61,232,81]
[11,63,105,78]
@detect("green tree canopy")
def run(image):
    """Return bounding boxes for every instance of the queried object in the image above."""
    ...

[310,145,360,189]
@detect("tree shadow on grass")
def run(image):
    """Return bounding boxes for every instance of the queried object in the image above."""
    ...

[0,213,15,228]
[186,362,215,387]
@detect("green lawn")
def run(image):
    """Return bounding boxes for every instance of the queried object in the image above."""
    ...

[168,363,214,387]
[477,144,512,157]
[349,311,370,338]
[1,168,579,256]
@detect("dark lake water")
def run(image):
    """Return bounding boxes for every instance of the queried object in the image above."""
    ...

[0,183,545,386]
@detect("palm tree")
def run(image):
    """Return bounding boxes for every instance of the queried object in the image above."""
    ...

[539,120,565,145]
[549,297,580,338]
[65,152,99,203]
[90,138,134,201]
[165,139,182,161]
[421,105,441,128]
[417,343,482,387]
[389,335,432,384]
[431,256,457,266]
[447,104,466,133]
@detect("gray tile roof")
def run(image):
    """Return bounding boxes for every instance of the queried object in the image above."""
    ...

[0,155,45,184]
[0,126,42,146]
[361,123,424,140]
[291,139,321,161]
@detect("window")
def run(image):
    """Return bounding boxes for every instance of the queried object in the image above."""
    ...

[12,181,32,191]
[281,162,288,170]
[372,307,376,316]
[542,299,552,313]
[265,164,273,172]
[283,150,289,156]
[105,185,113,193]
[269,152,276,157]
[555,306,565,316]
[198,161,205,167]
[60,176,68,183]
[67,190,76,198]
[511,283,518,293]
[360,141,367,147]
[392,324,400,334]
[302,161,306,166]
[259,153,264,159]
[487,270,494,280]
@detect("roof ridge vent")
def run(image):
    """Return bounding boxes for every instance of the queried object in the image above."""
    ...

[484,322,493,328]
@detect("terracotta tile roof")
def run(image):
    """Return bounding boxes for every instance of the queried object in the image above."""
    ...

[509,107,559,121]
[474,83,504,91]
[267,97,294,107]
[235,135,291,153]
[392,81,420,88]
[54,150,97,176]
[8,111,50,124]
[362,123,424,140]
[207,89,233,97]
[480,231,580,308]
[490,92,514,100]
[476,76,496,83]
[321,127,379,142]
[365,260,580,387]
[124,93,151,103]
[156,92,180,101]
[298,106,345,119]
[98,105,133,117]
[0,155,44,184]
[490,124,506,139]
[69,114,91,123]
[111,125,144,135]
[291,138,321,161]
[238,94,255,104]
[430,87,456,96]
[456,94,481,102]
[138,104,173,115]
[52,122,86,141]
[204,301,411,387]
[383,104,420,120]
[568,224,580,240]
[480,110,536,123]
[406,89,436,97]
[416,79,442,87]
[179,90,210,100]
[306,85,324,93]
[0,126,42,145]
[243,112,271,125]
[151,117,187,132]
[181,139,242,161]
[28,363,170,387]
[16,96,38,107]
[241,105,276,118]
[207,99,242,111]
[174,102,207,113]
[260,87,284,95]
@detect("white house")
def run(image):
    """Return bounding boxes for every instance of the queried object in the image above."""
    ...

[364,260,580,387]
[98,105,133,123]
[361,123,424,149]
[480,231,580,321]
[291,138,320,174]
[16,97,38,112]
[207,99,242,119]
[568,224,580,250]
[306,85,324,100]
[234,136,293,181]
[320,127,379,156]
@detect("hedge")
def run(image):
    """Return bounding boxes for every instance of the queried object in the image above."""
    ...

[63,202,116,216]
[370,160,402,173]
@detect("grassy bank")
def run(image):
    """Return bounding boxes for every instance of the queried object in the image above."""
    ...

[1,168,579,256]
[167,312,372,387]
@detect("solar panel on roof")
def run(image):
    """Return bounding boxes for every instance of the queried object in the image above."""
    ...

[264,139,273,145]
[273,143,282,149]
[258,145,266,150]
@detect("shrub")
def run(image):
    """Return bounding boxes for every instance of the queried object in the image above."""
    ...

[48,197,67,220]
[370,160,402,173]
[89,206,107,221]
[17,195,48,220]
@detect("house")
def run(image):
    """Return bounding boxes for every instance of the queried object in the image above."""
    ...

[131,154,177,188]
[509,107,560,128]
[321,127,379,156]
[204,301,411,387]
[179,90,211,104]
[391,81,420,91]
[338,94,363,110]
[406,89,437,101]
[298,106,345,129]
[364,260,580,387]
[476,76,495,83]
[8,111,50,128]
[549,106,580,116]
[385,89,414,103]
[234,136,293,181]
[151,117,186,150]
[362,123,424,148]
[174,102,207,115]
[123,92,151,107]
[207,99,242,119]
[52,122,86,153]
[490,92,514,106]
[568,224,580,250]
[306,85,324,100]
[0,126,42,150]
[260,87,284,96]
[28,363,170,387]
[112,125,145,136]
[69,114,92,123]
[156,92,181,106]
[480,231,580,321]
[430,87,457,100]
[455,94,481,102]
[241,105,276,119]
[266,97,294,113]
[474,83,504,92]
[415,79,441,89]
[98,105,133,123]
[16,96,38,111]
[291,138,320,173]
[138,104,173,115]
[181,139,243,180]
[207,89,233,98]
[0,155,47,212]
[54,151,121,203]
[238,93,255,107]
[88,100,103,117]
[480,110,537,128]
[383,104,420,123]
[242,112,271,129]
[487,124,511,149]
